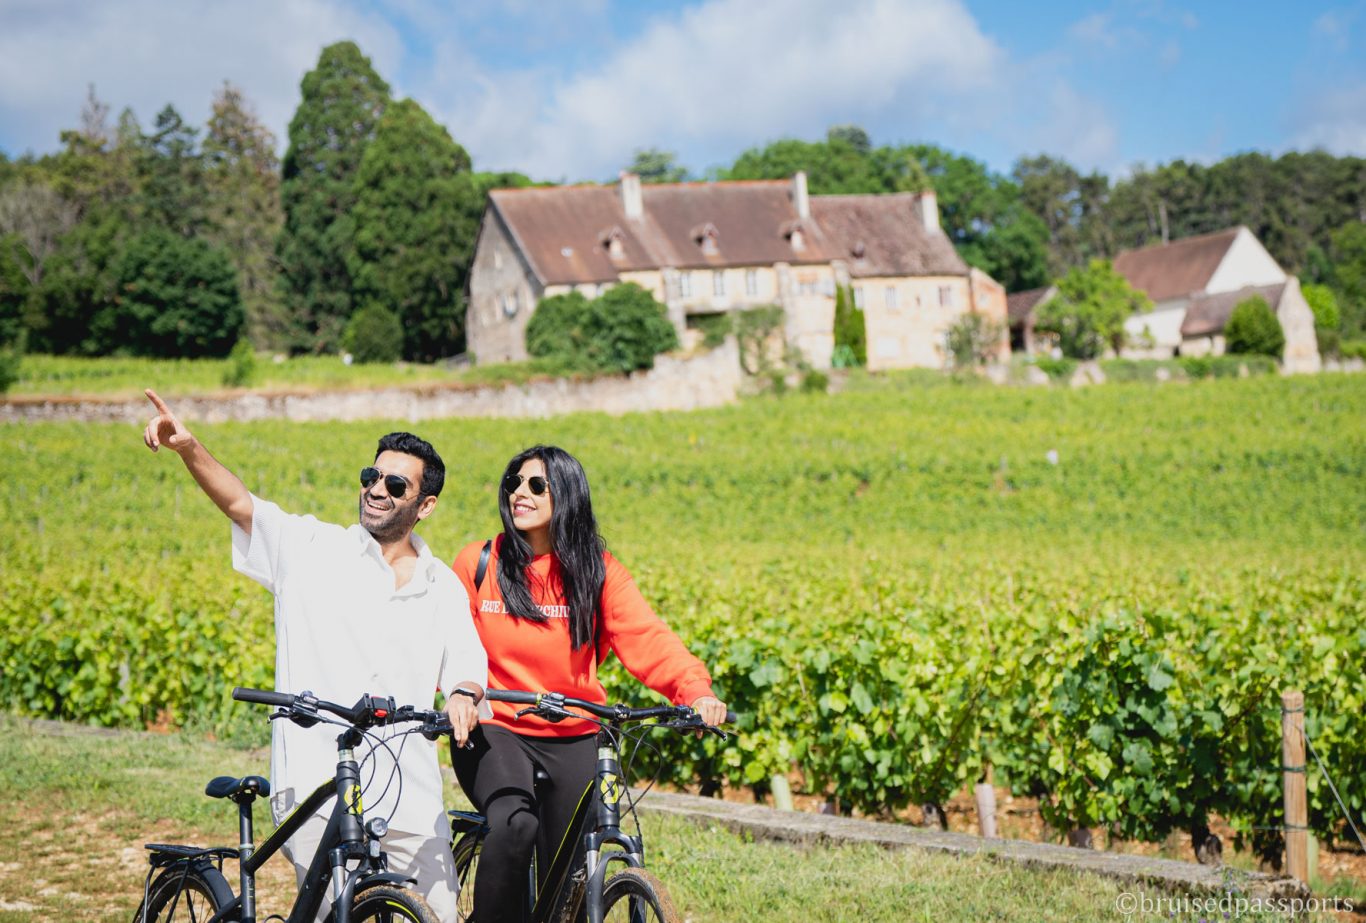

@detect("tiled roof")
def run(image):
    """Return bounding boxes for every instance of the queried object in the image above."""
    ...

[1180,283,1286,338]
[488,180,963,286]
[1006,286,1056,324]
[488,180,833,286]
[809,194,966,277]
[1112,227,1241,302]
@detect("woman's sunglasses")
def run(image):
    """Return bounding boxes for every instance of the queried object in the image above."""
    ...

[360,466,412,499]
[502,473,550,496]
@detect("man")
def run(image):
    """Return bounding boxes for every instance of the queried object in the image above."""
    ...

[142,388,484,923]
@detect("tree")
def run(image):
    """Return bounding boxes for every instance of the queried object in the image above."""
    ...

[0,181,78,295]
[349,98,479,360]
[139,104,205,237]
[1224,296,1284,358]
[525,283,678,373]
[1330,221,1366,340]
[1302,282,1341,356]
[343,302,404,363]
[203,83,287,350]
[626,148,689,184]
[96,227,243,357]
[1034,259,1151,359]
[1013,154,1109,275]
[277,41,391,353]
[831,284,865,366]
[945,312,1004,369]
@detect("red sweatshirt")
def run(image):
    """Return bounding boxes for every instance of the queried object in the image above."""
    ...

[452,537,715,737]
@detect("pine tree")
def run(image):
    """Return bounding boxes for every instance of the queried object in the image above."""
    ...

[277,41,391,353]
[140,104,204,237]
[349,98,479,360]
[203,83,287,350]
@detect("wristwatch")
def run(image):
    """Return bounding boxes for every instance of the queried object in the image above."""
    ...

[450,687,482,703]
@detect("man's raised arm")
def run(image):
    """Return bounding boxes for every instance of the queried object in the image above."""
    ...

[142,388,254,533]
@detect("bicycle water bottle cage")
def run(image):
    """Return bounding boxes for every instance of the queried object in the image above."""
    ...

[205,775,270,804]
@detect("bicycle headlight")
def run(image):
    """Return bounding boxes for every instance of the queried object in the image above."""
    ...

[366,817,389,839]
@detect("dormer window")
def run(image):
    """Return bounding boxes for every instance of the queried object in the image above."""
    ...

[781,220,806,253]
[851,241,867,260]
[691,223,720,255]
[599,226,627,261]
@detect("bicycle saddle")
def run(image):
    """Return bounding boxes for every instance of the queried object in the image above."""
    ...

[205,775,271,803]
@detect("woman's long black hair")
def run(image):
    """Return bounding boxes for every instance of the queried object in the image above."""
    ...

[496,445,606,650]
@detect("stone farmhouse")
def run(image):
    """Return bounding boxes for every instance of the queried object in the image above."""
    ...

[1008,226,1320,372]
[466,173,1008,371]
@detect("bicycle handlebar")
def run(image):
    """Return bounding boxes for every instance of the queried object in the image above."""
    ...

[232,686,448,733]
[486,689,736,728]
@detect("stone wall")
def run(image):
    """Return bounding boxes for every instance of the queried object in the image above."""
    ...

[1,340,742,425]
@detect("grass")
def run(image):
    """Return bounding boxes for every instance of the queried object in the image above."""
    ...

[5,353,598,399]
[0,717,1332,923]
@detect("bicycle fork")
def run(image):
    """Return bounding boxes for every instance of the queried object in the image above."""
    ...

[583,744,643,923]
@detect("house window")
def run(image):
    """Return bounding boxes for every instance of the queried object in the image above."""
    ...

[713,271,726,297]
[745,269,758,297]
[799,278,816,295]
[678,272,693,298]
[501,293,516,318]
[939,285,954,307]
[885,287,898,310]
[853,286,865,309]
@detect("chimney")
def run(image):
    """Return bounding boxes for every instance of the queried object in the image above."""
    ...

[915,189,940,235]
[619,172,643,220]
[792,171,810,219]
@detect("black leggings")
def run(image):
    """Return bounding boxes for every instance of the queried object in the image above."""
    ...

[452,725,597,923]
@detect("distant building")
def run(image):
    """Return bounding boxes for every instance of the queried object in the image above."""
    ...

[1007,226,1320,372]
[466,173,1007,371]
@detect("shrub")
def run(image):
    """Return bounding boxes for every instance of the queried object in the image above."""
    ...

[687,312,732,350]
[945,312,1004,369]
[525,291,592,362]
[525,284,677,374]
[832,285,866,366]
[1179,356,1213,379]
[1034,357,1077,381]
[0,341,20,394]
[221,338,258,388]
[801,369,829,393]
[343,303,404,364]
[1034,260,1151,359]
[1224,296,1284,358]
[733,305,785,375]
[1341,340,1366,360]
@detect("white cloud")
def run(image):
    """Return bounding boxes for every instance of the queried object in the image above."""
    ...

[1069,13,1119,48]
[1289,81,1366,155]
[0,0,402,155]
[422,0,1006,180]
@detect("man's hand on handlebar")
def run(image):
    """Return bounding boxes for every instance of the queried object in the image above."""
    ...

[444,683,484,748]
[690,694,728,737]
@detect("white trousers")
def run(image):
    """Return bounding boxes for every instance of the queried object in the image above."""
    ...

[273,793,457,923]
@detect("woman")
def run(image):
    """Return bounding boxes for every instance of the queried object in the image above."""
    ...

[450,445,726,923]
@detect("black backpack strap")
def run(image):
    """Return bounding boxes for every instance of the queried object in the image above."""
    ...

[474,539,493,591]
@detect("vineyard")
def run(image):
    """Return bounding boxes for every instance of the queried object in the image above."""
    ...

[2,372,1363,863]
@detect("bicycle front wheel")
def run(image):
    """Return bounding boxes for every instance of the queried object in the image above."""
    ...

[134,865,234,922]
[451,831,482,920]
[344,884,440,922]
[600,869,680,923]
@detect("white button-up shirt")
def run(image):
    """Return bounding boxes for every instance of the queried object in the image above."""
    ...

[232,495,488,837]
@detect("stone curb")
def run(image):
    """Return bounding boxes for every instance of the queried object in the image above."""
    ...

[637,789,1310,903]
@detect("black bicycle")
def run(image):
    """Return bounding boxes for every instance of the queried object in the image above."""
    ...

[449,689,732,923]
[134,687,453,923]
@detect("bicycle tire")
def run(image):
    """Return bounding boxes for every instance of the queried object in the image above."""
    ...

[133,865,234,923]
[600,868,680,923]
[451,830,484,920]
[341,884,440,923]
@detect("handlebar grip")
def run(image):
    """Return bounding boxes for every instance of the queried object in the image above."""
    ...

[486,690,538,705]
[233,687,297,708]
[724,710,738,725]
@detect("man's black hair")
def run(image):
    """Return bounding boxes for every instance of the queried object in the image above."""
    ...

[375,432,445,499]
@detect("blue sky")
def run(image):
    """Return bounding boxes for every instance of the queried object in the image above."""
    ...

[1,0,1363,183]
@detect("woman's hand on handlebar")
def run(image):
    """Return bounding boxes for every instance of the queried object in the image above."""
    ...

[445,683,484,748]
[690,694,728,735]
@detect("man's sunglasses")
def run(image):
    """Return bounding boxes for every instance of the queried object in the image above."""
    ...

[360,466,413,499]
[502,473,550,496]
